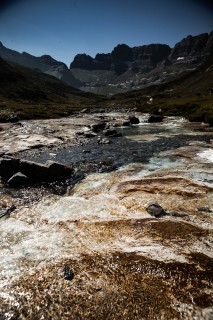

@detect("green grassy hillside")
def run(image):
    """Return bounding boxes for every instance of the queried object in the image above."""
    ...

[112,57,213,124]
[0,58,105,121]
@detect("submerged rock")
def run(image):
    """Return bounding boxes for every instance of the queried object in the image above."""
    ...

[104,129,119,137]
[122,120,131,126]
[90,122,107,133]
[83,131,97,138]
[0,204,16,219]
[97,137,111,144]
[146,203,166,217]
[63,265,74,281]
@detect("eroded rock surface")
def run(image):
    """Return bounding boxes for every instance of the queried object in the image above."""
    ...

[0,113,212,319]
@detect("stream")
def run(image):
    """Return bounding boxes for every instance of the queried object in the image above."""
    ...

[0,113,213,319]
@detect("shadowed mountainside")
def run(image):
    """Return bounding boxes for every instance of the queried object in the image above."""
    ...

[111,56,213,124]
[0,57,105,121]
[1,31,213,96]
[69,32,213,95]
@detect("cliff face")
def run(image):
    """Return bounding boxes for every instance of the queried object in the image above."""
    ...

[70,43,171,74]
[0,31,212,95]
[169,33,213,60]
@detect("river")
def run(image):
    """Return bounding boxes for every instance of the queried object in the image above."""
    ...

[0,112,213,319]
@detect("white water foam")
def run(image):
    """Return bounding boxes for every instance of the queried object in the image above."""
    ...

[198,149,213,163]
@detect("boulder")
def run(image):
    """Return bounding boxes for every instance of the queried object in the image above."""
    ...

[148,114,164,123]
[83,131,97,138]
[104,129,118,137]
[90,122,107,133]
[7,172,28,187]
[63,265,74,281]
[0,204,16,219]
[97,137,111,145]
[0,158,74,185]
[128,115,140,124]
[122,120,131,126]
[146,203,166,217]
[45,161,74,182]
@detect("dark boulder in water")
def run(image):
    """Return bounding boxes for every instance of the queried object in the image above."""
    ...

[146,203,166,217]
[128,115,140,124]
[0,158,74,185]
[148,114,164,123]
[63,265,74,281]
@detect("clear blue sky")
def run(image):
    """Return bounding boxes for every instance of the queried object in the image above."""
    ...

[0,0,213,66]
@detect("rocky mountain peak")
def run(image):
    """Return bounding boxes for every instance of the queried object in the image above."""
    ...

[169,33,209,60]
[1,31,212,96]
[39,55,67,68]
[111,44,133,61]
[70,54,94,69]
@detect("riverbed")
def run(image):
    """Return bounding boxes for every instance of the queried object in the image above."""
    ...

[0,112,213,319]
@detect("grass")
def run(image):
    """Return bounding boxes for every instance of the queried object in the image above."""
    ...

[0,57,106,121]
[0,56,213,124]
[110,56,213,124]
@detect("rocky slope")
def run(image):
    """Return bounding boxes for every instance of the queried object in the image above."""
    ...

[69,32,213,95]
[0,42,80,87]
[0,31,213,95]
[0,57,105,121]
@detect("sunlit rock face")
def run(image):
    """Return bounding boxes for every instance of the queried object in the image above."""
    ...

[0,115,213,319]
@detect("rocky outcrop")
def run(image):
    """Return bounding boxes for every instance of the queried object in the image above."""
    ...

[169,33,210,61]
[70,43,171,74]
[0,158,74,185]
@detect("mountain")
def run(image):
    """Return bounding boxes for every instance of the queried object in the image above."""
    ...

[69,32,213,95]
[1,31,213,96]
[0,57,105,121]
[0,42,81,88]
[111,55,213,124]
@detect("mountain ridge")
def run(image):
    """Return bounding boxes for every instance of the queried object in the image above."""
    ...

[0,31,213,95]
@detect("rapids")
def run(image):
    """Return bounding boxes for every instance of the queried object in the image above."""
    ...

[0,113,213,319]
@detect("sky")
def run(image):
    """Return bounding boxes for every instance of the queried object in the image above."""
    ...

[0,0,213,66]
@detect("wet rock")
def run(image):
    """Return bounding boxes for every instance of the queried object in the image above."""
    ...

[122,120,131,126]
[0,204,16,219]
[197,207,212,213]
[7,172,28,188]
[104,129,118,137]
[83,131,97,138]
[90,122,107,133]
[146,203,166,217]
[63,265,74,281]
[128,115,140,124]
[0,158,74,184]
[97,137,111,144]
[80,108,88,113]
[148,114,164,123]
[104,129,122,137]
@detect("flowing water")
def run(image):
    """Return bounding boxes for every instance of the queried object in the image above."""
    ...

[0,114,213,319]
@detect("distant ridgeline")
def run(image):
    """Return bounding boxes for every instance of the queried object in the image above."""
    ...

[0,31,213,95]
